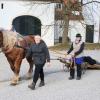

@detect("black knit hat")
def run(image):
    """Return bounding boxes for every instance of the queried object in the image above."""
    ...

[76,33,82,37]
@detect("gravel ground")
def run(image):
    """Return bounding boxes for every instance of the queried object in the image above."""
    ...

[0,50,100,100]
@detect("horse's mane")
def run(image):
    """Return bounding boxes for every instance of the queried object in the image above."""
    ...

[2,30,23,48]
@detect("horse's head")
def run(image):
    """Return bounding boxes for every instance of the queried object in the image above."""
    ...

[0,31,3,48]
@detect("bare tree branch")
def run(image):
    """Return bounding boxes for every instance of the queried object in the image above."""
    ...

[82,1,100,6]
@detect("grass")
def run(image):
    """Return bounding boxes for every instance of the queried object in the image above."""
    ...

[49,43,100,51]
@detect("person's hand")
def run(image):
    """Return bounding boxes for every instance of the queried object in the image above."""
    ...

[47,62,51,67]
[65,54,68,57]
[66,53,68,55]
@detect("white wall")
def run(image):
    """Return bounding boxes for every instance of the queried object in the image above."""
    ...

[54,20,63,43]
[68,20,86,42]
[54,20,86,42]
[0,1,55,46]
[82,0,100,43]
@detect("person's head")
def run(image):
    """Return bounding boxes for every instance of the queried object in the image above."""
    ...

[75,33,82,44]
[34,35,41,44]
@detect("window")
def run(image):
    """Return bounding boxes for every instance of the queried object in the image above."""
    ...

[56,3,62,9]
[86,25,94,43]
[12,15,41,36]
[1,3,3,9]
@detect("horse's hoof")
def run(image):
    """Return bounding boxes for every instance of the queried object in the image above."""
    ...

[10,82,17,86]
[10,80,19,86]
[25,73,32,80]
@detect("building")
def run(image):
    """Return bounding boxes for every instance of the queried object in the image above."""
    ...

[82,0,100,43]
[54,0,100,43]
[0,0,100,46]
[0,0,55,46]
[54,1,86,43]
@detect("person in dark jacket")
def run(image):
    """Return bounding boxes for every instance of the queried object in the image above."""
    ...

[27,35,50,90]
[67,33,84,80]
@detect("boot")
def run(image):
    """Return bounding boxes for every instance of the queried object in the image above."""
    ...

[68,76,74,80]
[39,81,45,87]
[68,69,75,80]
[76,77,81,80]
[77,64,81,80]
[28,82,36,90]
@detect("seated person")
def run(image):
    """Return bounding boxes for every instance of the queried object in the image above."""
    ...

[67,33,84,80]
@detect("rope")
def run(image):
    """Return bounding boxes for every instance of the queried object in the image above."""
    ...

[50,50,67,56]
[16,32,32,48]
[50,50,76,71]
[17,33,24,39]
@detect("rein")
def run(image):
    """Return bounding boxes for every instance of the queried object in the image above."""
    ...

[16,34,28,47]
[50,50,67,56]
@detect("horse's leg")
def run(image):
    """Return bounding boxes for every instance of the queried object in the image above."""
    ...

[25,57,34,79]
[6,57,15,72]
[11,57,22,85]
[6,57,18,85]
[6,57,18,81]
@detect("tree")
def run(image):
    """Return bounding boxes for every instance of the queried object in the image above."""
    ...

[24,0,100,43]
[62,0,78,43]
[62,0,70,43]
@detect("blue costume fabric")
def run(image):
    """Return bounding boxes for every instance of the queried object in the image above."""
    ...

[75,57,84,64]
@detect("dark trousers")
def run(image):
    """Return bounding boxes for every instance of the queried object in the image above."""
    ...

[83,56,96,65]
[76,64,82,77]
[70,62,82,78]
[33,63,45,84]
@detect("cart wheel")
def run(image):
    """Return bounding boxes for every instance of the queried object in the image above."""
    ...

[81,63,87,74]
[63,64,69,72]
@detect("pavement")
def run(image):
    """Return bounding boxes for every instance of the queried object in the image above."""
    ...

[0,50,100,100]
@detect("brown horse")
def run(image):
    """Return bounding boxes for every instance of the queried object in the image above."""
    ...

[0,29,35,85]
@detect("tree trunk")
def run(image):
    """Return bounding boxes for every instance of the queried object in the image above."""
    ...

[62,0,70,44]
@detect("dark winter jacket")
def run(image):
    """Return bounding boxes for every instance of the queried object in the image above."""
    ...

[26,41,50,64]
